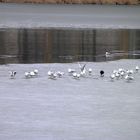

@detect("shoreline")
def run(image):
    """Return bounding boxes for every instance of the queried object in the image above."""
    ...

[0,0,139,5]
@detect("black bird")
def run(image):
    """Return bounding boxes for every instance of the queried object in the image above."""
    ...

[100,70,104,77]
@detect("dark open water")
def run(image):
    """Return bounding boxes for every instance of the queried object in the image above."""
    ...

[0,28,140,64]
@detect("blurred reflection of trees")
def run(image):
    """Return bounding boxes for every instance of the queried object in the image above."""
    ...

[0,28,139,64]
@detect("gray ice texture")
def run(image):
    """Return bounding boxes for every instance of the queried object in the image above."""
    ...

[0,59,140,140]
[0,3,140,29]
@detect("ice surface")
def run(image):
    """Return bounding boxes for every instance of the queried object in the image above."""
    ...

[0,59,140,140]
[0,3,140,29]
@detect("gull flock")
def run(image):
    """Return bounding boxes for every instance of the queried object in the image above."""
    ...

[9,63,139,82]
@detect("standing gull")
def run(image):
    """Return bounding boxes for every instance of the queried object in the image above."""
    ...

[125,75,134,82]
[88,68,92,75]
[105,52,111,58]
[9,71,16,79]
[135,66,139,72]
[68,68,76,75]
[48,71,57,80]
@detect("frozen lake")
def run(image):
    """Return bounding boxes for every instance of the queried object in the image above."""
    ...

[0,3,140,140]
[0,3,140,29]
[0,60,140,140]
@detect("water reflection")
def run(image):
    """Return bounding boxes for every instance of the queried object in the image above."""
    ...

[0,28,140,64]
